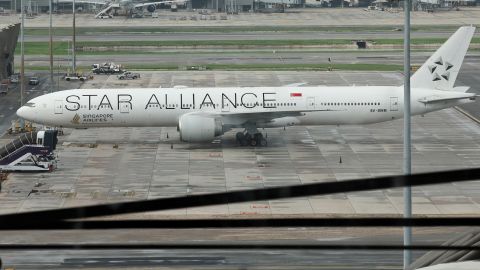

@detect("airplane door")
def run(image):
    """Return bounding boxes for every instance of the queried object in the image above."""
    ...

[119,98,130,113]
[390,97,399,111]
[307,97,315,110]
[222,102,230,112]
[54,100,63,114]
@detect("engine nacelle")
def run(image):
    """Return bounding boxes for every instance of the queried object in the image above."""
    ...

[179,114,223,142]
[147,4,156,12]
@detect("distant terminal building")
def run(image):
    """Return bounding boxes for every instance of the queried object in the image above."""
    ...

[304,0,374,7]
[416,0,477,10]
[0,23,19,81]
[0,0,106,13]
[0,0,305,13]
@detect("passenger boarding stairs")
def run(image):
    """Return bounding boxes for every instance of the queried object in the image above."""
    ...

[0,130,58,172]
[95,3,119,18]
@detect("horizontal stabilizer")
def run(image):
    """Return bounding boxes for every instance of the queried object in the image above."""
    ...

[418,93,475,104]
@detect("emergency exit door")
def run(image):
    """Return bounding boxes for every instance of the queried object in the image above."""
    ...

[307,97,315,110]
[390,97,399,111]
[54,100,63,114]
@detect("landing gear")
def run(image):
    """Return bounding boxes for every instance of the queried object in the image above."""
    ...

[236,130,267,147]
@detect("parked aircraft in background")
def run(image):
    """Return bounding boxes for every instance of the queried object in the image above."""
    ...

[17,27,478,146]
[57,0,186,18]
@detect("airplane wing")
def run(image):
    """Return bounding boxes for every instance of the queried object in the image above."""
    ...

[186,108,339,127]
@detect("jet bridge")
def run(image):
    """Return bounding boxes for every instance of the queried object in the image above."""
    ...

[0,130,58,172]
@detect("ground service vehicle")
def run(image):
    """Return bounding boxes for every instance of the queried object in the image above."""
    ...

[28,77,39,85]
[92,62,123,74]
[64,73,89,81]
[117,71,140,80]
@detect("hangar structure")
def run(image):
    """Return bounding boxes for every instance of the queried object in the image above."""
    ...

[0,23,19,81]
[416,0,477,10]
[197,0,305,12]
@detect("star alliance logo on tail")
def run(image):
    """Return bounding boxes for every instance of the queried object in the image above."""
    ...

[428,56,453,82]
[71,113,80,124]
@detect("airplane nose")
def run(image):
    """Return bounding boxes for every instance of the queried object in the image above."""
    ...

[16,105,33,121]
[16,106,26,118]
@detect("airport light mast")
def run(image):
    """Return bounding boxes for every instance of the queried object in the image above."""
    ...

[72,0,76,74]
[20,0,24,107]
[403,0,412,268]
[49,0,54,92]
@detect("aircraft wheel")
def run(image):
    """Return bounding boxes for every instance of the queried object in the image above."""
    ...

[244,133,252,143]
[250,138,258,146]
[252,133,262,146]
[236,132,244,141]
[236,132,248,146]
[260,138,268,147]
[240,139,249,146]
[236,132,244,145]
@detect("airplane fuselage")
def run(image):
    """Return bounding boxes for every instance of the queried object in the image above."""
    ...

[19,86,473,128]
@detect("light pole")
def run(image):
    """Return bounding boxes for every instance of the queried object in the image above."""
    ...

[49,0,54,92]
[403,0,412,268]
[20,0,24,107]
[72,0,76,74]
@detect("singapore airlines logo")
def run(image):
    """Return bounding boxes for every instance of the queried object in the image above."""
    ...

[71,113,80,124]
[428,56,453,82]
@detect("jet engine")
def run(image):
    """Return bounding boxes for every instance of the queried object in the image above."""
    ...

[178,114,223,142]
[147,4,156,12]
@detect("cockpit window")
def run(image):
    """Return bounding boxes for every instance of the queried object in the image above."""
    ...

[24,102,36,107]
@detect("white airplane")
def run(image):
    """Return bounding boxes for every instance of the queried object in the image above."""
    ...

[17,26,478,147]
[56,0,186,18]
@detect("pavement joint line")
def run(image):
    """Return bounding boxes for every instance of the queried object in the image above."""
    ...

[454,106,480,125]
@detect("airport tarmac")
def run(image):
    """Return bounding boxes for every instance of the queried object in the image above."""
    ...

[1,8,480,27]
[1,70,479,217]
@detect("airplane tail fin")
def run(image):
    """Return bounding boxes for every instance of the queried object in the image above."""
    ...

[410,26,475,91]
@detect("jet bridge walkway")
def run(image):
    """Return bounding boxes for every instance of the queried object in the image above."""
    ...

[0,130,58,172]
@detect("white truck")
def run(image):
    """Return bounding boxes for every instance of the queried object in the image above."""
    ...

[64,73,89,82]
[117,71,140,80]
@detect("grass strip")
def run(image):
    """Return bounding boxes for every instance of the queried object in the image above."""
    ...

[16,38,480,55]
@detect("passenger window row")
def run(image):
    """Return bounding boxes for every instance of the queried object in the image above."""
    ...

[321,102,380,106]
[91,102,300,109]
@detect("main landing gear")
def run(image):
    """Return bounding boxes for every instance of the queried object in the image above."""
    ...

[236,130,267,147]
